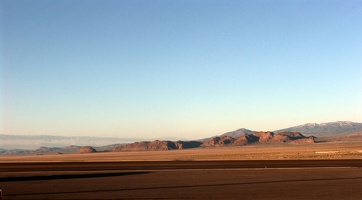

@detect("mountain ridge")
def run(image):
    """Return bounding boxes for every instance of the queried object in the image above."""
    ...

[112,132,315,152]
[1,121,361,155]
[273,121,362,137]
[212,121,362,139]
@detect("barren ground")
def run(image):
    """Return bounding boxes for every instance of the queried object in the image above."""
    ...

[1,142,362,162]
[1,142,362,199]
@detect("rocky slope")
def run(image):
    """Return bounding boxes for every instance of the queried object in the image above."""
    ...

[112,140,202,151]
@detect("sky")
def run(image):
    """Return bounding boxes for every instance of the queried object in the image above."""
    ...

[1,0,362,140]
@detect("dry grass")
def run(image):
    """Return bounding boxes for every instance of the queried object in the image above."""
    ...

[1,142,361,163]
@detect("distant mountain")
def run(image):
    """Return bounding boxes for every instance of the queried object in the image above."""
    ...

[1,149,33,156]
[0,134,144,150]
[274,121,362,137]
[1,145,105,156]
[1,145,82,155]
[35,145,83,155]
[220,128,254,138]
[198,128,254,142]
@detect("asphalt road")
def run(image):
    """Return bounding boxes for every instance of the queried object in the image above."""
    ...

[1,160,362,199]
[2,159,362,172]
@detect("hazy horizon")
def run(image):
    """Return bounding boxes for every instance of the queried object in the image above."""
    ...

[2,1,362,139]
[1,120,361,139]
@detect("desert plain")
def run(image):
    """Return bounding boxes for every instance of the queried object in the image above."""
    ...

[1,142,362,200]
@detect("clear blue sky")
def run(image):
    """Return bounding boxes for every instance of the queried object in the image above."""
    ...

[1,0,362,139]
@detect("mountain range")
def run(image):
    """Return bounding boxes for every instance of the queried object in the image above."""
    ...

[274,121,362,136]
[215,121,362,139]
[0,134,178,150]
[1,121,361,155]
[112,131,315,152]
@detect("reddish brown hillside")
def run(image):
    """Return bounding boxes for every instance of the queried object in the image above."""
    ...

[202,136,235,147]
[252,132,274,142]
[233,134,258,145]
[111,132,315,152]
[202,132,314,147]
[112,140,202,151]
[77,146,97,153]
[112,140,176,151]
